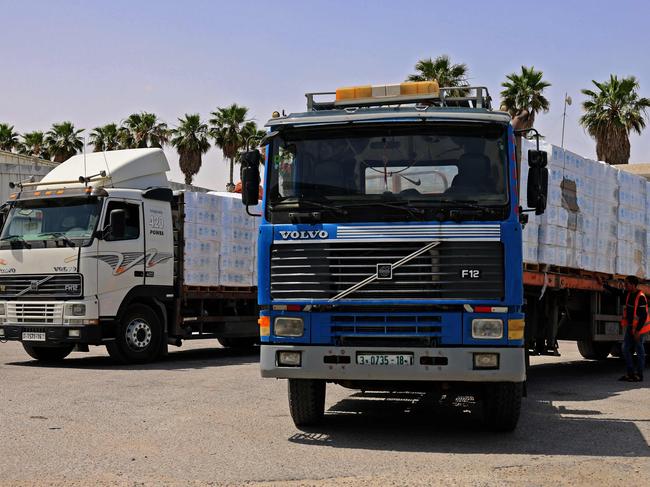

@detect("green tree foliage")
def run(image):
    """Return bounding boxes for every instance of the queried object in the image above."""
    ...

[209,103,250,191]
[45,121,84,163]
[171,114,211,185]
[19,131,48,159]
[121,112,169,148]
[407,55,469,87]
[500,66,551,130]
[580,75,650,165]
[89,123,120,152]
[0,123,19,152]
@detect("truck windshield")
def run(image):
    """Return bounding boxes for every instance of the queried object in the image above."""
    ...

[266,123,509,222]
[0,197,102,247]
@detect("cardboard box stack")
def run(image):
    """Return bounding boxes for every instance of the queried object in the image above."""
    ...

[521,139,647,278]
[183,191,259,287]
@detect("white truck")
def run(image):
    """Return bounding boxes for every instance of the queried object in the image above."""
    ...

[0,149,258,363]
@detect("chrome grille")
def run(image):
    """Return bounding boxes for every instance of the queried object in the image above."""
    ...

[0,274,82,298]
[270,241,503,301]
[7,302,64,324]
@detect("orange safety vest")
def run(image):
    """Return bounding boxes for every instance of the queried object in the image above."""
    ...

[621,291,650,335]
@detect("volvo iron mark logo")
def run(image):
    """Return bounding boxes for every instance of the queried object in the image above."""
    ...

[377,263,393,280]
[279,230,329,240]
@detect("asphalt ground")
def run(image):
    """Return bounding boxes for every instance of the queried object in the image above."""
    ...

[0,340,648,486]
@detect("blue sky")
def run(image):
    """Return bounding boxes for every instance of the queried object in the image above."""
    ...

[1,0,649,189]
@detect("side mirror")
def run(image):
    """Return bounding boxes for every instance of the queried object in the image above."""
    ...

[526,150,548,215]
[241,150,261,206]
[108,209,126,240]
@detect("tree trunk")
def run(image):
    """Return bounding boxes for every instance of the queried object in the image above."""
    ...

[227,157,235,192]
[597,128,630,165]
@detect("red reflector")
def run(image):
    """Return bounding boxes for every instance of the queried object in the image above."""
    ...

[474,306,492,313]
[286,305,302,311]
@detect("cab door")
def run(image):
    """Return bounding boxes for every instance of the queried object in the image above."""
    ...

[95,199,145,317]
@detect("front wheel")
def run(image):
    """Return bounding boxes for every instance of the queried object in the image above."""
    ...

[577,340,612,360]
[107,304,162,364]
[22,343,74,363]
[288,379,326,427]
[483,382,523,432]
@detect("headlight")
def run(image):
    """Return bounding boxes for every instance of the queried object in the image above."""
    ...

[0,303,5,316]
[472,318,503,339]
[274,317,304,337]
[64,303,86,316]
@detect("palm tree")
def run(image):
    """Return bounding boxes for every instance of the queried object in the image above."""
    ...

[407,55,469,87]
[500,66,551,130]
[117,126,137,149]
[209,103,250,191]
[580,75,650,165]
[170,114,211,185]
[45,121,84,163]
[19,131,48,159]
[89,123,120,152]
[0,123,19,152]
[121,112,169,148]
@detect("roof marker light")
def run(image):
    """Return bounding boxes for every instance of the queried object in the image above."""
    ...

[335,81,440,103]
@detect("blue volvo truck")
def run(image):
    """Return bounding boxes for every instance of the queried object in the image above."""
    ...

[240,82,549,431]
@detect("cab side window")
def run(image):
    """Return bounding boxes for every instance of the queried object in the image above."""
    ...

[104,201,140,241]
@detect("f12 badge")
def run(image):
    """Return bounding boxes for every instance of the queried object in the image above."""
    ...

[461,269,481,279]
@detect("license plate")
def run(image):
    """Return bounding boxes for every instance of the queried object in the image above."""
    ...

[356,353,413,366]
[22,332,46,342]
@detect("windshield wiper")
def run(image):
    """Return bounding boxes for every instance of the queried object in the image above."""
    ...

[271,198,348,216]
[39,232,77,247]
[0,235,32,248]
[340,201,426,220]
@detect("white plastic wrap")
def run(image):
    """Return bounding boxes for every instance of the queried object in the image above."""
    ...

[521,139,648,278]
[183,191,259,287]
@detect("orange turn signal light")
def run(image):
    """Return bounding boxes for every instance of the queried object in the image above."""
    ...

[258,316,270,337]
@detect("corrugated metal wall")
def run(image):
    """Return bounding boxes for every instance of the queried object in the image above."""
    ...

[0,151,57,203]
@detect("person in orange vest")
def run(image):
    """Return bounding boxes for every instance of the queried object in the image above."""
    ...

[602,275,648,382]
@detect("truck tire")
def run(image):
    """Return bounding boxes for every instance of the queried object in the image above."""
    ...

[577,340,611,360]
[217,337,258,349]
[483,382,523,432]
[107,304,163,364]
[22,344,74,363]
[288,379,326,427]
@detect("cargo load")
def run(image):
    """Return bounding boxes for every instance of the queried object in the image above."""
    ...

[521,139,648,278]
[181,191,259,287]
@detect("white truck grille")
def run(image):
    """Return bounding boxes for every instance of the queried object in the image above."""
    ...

[7,302,65,325]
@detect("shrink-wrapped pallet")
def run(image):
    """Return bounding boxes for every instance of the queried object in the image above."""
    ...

[520,137,648,278]
[182,191,259,287]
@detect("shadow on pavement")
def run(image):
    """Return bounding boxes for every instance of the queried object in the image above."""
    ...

[5,345,260,371]
[288,358,650,456]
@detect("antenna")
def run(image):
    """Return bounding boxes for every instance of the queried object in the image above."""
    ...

[101,145,112,187]
[83,135,87,180]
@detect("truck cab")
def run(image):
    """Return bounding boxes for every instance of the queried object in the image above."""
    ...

[0,149,175,362]
[0,149,259,363]
[242,82,548,431]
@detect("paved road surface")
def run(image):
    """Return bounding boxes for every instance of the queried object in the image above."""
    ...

[1,340,648,486]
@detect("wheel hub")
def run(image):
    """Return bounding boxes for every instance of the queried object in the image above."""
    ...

[125,319,152,351]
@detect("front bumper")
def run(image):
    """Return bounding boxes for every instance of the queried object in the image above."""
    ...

[1,324,103,344]
[261,345,525,382]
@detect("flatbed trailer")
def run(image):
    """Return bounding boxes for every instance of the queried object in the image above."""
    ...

[523,265,648,359]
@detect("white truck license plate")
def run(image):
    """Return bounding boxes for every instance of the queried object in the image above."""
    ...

[22,332,46,342]
[357,353,413,366]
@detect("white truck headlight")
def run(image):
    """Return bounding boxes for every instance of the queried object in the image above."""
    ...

[472,319,503,339]
[64,303,86,316]
[274,317,304,337]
